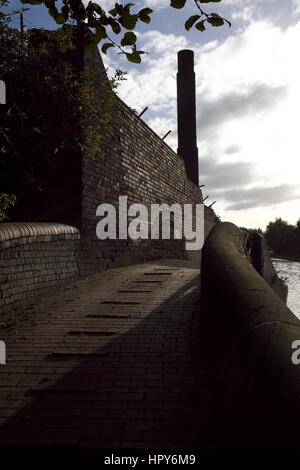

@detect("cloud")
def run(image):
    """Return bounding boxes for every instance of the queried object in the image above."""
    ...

[221,0,254,4]
[231,7,253,22]
[214,184,300,210]
[138,0,170,10]
[292,0,300,14]
[83,0,169,12]
[104,30,189,129]
[225,144,241,154]
[200,156,255,190]
[197,83,288,137]
[83,0,114,10]
[103,14,300,227]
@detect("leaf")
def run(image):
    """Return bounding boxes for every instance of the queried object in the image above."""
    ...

[170,0,186,9]
[101,42,115,54]
[61,5,69,16]
[138,7,153,23]
[125,52,141,63]
[109,2,123,16]
[107,18,121,34]
[48,6,59,19]
[109,7,118,16]
[72,2,86,21]
[55,13,68,24]
[139,7,153,15]
[119,12,137,30]
[44,0,54,8]
[92,2,104,15]
[124,2,135,9]
[18,111,28,120]
[121,31,137,46]
[96,26,107,40]
[26,0,44,4]
[185,15,200,31]
[139,14,151,23]
[207,16,224,26]
[195,20,206,31]
[94,24,107,41]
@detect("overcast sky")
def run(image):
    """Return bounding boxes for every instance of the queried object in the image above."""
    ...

[11,0,300,230]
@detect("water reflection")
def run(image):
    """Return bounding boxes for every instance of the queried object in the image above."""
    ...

[271,258,300,319]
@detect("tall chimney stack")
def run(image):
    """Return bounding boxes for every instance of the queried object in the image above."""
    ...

[177,49,199,186]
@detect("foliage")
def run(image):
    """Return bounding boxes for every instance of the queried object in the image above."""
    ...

[0,193,16,221]
[0,0,230,219]
[247,227,263,235]
[18,0,230,62]
[0,2,126,221]
[264,218,300,259]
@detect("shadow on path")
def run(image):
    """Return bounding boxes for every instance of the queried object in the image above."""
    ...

[0,260,216,450]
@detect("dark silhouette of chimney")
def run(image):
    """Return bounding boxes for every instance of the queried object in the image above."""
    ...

[177,49,199,186]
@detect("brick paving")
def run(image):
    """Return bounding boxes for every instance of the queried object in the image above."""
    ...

[0,259,216,449]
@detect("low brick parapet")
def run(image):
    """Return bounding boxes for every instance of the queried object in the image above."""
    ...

[0,222,79,244]
[0,222,81,320]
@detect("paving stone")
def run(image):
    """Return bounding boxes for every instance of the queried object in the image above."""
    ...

[0,260,215,449]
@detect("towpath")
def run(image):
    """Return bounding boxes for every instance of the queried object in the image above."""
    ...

[0,259,216,450]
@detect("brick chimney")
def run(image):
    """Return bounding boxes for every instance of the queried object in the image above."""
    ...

[177,49,199,186]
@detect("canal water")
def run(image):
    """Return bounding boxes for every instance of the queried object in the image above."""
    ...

[271,258,300,320]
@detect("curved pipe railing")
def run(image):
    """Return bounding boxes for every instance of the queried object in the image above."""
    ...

[200,222,300,449]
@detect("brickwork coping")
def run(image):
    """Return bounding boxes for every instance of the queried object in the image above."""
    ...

[0,222,80,243]
[0,222,80,320]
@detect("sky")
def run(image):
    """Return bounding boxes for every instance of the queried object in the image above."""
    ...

[7,0,300,230]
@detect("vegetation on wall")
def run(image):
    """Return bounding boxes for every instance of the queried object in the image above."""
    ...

[0,0,231,221]
[0,1,126,221]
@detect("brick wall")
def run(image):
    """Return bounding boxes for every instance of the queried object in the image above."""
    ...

[0,223,80,319]
[80,48,219,274]
[0,41,219,318]
[204,206,219,240]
